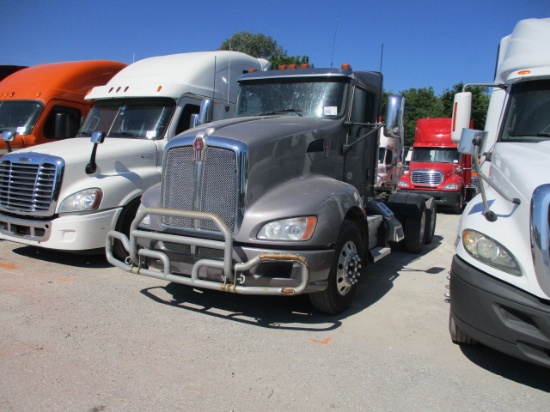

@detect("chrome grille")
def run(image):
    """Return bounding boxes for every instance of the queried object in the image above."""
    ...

[411,170,444,186]
[0,158,62,214]
[162,145,238,231]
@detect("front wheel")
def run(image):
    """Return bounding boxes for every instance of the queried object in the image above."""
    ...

[309,221,363,315]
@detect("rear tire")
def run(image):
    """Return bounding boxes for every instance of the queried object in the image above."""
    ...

[309,221,362,315]
[403,206,426,253]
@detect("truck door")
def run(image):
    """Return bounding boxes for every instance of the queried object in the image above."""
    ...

[345,86,378,197]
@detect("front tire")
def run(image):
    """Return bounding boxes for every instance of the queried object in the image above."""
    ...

[112,199,141,261]
[309,221,362,315]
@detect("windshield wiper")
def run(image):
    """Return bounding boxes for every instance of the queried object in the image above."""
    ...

[257,108,303,116]
[537,132,550,137]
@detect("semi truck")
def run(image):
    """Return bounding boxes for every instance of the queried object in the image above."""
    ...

[0,51,267,259]
[397,118,474,213]
[105,63,437,314]
[0,60,126,154]
[448,18,550,368]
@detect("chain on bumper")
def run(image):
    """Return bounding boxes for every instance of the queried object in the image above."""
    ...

[106,207,310,296]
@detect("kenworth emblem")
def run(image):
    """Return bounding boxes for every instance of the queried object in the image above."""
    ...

[193,136,205,161]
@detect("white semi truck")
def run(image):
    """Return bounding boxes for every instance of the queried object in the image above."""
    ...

[0,51,267,259]
[449,18,550,368]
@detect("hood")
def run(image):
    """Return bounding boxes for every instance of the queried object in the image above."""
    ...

[179,115,338,147]
[3,137,158,167]
[489,140,550,201]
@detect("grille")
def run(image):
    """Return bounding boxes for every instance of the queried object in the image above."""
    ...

[162,145,238,232]
[0,159,61,214]
[411,170,444,186]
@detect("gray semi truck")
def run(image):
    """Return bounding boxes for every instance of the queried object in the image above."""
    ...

[106,63,436,314]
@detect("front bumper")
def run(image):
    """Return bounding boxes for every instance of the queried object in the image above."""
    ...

[398,188,461,208]
[450,255,550,368]
[106,208,334,296]
[0,208,121,251]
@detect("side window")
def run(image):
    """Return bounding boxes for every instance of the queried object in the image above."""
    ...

[175,103,200,135]
[43,106,81,139]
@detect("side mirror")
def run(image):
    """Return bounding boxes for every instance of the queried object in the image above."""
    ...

[2,130,16,153]
[1,130,16,143]
[86,131,106,174]
[192,99,213,128]
[90,131,106,144]
[384,95,404,139]
[457,129,487,155]
[452,92,472,143]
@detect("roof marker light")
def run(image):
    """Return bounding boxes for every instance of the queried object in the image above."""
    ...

[517,70,531,76]
[157,85,162,92]
[341,63,351,70]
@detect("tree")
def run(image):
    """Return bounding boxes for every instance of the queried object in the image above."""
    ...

[219,31,310,69]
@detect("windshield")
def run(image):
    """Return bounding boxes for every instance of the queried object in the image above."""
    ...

[78,98,175,139]
[236,77,348,118]
[500,79,550,142]
[0,100,43,135]
[412,148,460,163]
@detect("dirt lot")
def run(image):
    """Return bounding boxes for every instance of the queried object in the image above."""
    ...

[1,212,549,411]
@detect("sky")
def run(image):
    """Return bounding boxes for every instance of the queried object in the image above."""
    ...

[2,0,548,95]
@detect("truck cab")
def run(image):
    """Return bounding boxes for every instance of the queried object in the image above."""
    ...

[106,64,436,314]
[448,18,550,368]
[397,118,473,213]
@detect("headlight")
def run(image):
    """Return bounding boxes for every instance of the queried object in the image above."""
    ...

[58,188,102,213]
[462,229,522,276]
[398,180,409,188]
[257,216,317,241]
[443,183,460,190]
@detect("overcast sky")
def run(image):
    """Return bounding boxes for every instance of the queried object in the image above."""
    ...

[2,0,548,94]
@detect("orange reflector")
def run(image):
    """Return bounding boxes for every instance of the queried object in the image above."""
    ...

[247,68,257,73]
[517,70,531,75]
[157,85,162,92]
[341,63,351,70]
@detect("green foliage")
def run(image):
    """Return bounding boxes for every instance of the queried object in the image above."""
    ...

[440,83,490,129]
[219,31,310,70]
[400,87,446,146]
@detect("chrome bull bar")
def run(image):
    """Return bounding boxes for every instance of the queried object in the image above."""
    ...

[106,207,310,296]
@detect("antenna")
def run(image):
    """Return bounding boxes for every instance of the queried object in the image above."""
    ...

[379,43,384,72]
[132,50,136,63]
[330,9,341,68]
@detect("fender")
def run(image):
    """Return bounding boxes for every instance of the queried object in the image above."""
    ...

[237,174,365,246]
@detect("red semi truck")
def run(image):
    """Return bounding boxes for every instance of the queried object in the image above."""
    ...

[397,118,475,213]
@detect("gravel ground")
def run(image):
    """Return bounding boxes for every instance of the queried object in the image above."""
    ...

[1,212,549,412]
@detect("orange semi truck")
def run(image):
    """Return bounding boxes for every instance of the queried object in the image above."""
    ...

[397,118,476,213]
[0,60,126,154]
